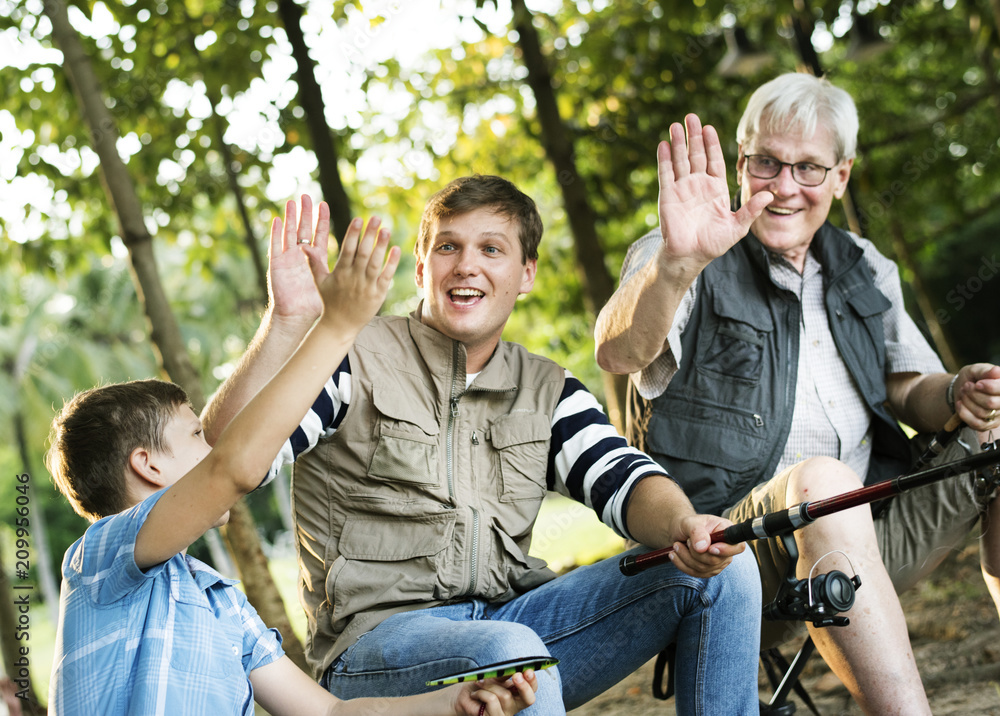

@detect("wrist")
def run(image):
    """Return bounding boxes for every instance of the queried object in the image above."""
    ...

[946,373,960,413]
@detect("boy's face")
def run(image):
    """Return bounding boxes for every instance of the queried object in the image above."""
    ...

[155,406,229,527]
[415,206,536,360]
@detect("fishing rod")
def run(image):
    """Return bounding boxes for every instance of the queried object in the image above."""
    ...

[621,416,999,577]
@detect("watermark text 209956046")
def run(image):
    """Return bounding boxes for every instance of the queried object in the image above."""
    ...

[12,472,35,701]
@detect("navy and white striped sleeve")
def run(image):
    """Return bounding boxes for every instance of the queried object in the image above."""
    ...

[547,370,672,540]
[257,355,352,489]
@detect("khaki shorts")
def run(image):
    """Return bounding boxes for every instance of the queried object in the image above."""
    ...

[724,428,993,649]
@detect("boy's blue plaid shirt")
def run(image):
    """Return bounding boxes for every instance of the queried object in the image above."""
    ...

[49,488,284,715]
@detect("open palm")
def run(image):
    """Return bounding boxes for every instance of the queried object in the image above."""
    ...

[657,114,773,270]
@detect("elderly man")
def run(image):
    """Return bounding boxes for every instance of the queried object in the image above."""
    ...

[595,72,1000,714]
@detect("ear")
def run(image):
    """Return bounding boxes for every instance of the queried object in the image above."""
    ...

[414,256,426,291]
[735,144,746,187]
[519,258,537,295]
[832,157,855,200]
[128,447,168,489]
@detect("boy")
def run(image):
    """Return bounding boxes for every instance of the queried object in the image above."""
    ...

[45,212,537,716]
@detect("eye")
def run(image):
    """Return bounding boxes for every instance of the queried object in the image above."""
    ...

[756,156,778,169]
[484,246,499,255]
[436,242,456,252]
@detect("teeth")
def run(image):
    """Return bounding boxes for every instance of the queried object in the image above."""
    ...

[451,288,484,297]
[768,207,797,215]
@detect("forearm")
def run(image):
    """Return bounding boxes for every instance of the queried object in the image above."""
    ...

[595,249,699,375]
[253,657,465,716]
[886,371,952,434]
[624,474,697,549]
[202,310,315,445]
[210,317,353,492]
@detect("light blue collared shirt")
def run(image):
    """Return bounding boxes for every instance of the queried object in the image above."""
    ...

[49,489,284,715]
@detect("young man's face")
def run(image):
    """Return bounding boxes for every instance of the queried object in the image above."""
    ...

[415,206,537,370]
[737,124,853,271]
[155,406,229,527]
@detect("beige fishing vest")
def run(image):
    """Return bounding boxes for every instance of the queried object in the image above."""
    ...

[292,312,566,677]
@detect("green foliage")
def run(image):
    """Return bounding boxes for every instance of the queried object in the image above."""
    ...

[3,0,1000,608]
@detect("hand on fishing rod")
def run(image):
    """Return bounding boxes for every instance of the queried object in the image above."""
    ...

[667,514,745,578]
[951,363,1000,432]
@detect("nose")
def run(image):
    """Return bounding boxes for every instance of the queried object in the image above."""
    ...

[453,248,481,276]
[767,164,799,196]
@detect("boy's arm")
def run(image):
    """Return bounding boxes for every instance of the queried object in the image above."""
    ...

[250,656,537,716]
[134,205,399,569]
[202,196,334,445]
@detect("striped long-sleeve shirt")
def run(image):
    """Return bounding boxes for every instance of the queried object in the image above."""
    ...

[265,357,670,541]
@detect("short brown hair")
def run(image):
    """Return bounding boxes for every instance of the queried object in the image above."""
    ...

[416,175,544,263]
[46,380,191,522]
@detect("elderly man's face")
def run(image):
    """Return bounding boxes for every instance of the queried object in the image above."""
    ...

[737,124,853,272]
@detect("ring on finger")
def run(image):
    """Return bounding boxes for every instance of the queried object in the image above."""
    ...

[990,408,998,421]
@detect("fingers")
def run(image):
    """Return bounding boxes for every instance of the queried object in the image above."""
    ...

[473,671,536,716]
[669,121,689,179]
[296,194,313,246]
[656,139,675,197]
[282,199,297,251]
[957,364,1000,428]
[330,216,401,287]
[314,200,331,256]
[685,114,707,175]
[703,123,727,179]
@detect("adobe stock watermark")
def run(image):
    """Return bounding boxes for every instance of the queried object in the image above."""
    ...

[935,253,999,325]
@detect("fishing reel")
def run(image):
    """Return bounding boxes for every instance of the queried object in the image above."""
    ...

[974,437,1000,499]
[763,532,861,628]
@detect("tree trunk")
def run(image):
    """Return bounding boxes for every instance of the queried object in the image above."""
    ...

[277,0,354,240]
[42,0,308,673]
[509,0,627,432]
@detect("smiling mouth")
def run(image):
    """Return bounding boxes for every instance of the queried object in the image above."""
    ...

[767,207,799,216]
[449,288,484,305]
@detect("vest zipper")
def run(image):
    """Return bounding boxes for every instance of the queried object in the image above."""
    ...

[447,343,480,595]
[467,507,480,595]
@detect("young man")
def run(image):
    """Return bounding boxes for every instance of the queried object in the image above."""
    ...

[202,182,762,715]
[594,72,1000,714]
[45,214,537,716]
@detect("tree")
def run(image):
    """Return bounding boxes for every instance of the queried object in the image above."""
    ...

[40,0,308,672]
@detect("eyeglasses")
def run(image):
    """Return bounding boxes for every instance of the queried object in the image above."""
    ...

[743,154,834,187]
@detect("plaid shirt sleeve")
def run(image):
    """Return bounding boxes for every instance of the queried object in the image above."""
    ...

[855,235,945,375]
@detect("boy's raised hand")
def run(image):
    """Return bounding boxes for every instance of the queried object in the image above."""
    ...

[312,214,401,338]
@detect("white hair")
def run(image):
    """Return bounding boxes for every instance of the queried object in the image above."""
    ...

[736,73,859,161]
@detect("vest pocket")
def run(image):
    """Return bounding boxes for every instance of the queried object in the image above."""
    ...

[369,384,441,488]
[488,413,551,503]
[700,291,774,382]
[330,513,456,620]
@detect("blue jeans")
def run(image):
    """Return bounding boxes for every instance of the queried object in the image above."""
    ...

[321,547,761,715]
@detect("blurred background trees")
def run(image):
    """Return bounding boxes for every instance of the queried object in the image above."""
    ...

[3,0,999,707]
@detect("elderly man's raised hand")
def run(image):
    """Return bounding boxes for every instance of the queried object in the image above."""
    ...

[657,114,773,272]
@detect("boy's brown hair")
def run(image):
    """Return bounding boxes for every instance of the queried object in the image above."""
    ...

[415,174,544,263]
[46,379,191,522]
